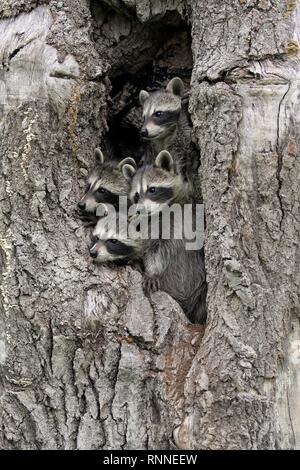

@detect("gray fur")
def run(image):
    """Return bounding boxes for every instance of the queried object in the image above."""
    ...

[139,90,150,104]
[94,147,105,164]
[78,149,136,215]
[91,204,145,264]
[117,157,137,170]
[128,154,207,324]
[155,150,174,172]
[143,239,207,324]
[166,77,184,97]
[139,78,196,174]
[128,151,192,212]
[122,163,137,182]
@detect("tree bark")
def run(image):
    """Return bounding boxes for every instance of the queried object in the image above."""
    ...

[0,0,299,450]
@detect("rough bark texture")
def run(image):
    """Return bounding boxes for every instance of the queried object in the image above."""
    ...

[0,0,299,450]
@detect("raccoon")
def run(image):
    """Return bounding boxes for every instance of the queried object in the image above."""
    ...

[89,203,145,265]
[78,148,136,225]
[123,149,192,212]
[123,150,207,324]
[139,77,195,172]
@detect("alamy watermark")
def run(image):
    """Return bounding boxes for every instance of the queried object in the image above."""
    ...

[95,196,205,250]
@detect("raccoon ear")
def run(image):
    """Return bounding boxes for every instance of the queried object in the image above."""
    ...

[118,157,137,170]
[155,150,174,172]
[122,164,136,181]
[94,148,105,165]
[166,77,184,97]
[139,90,150,105]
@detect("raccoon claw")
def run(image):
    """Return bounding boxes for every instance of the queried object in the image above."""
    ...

[143,275,160,293]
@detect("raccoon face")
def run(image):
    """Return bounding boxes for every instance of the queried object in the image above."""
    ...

[89,204,142,263]
[139,78,184,141]
[89,235,137,263]
[125,151,188,215]
[78,149,136,214]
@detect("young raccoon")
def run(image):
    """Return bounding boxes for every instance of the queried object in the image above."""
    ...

[123,150,207,324]
[124,149,192,212]
[139,77,195,172]
[89,203,144,265]
[78,148,136,224]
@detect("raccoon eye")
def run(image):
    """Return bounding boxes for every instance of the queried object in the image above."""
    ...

[97,187,106,194]
[108,239,118,245]
[154,111,163,117]
[148,187,156,194]
[134,192,140,203]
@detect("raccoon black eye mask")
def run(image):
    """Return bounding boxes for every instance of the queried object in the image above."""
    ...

[146,186,174,202]
[94,187,120,207]
[105,240,135,257]
[151,110,180,126]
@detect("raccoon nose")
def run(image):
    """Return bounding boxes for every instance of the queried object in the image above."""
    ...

[78,201,85,210]
[90,250,97,259]
[140,128,148,138]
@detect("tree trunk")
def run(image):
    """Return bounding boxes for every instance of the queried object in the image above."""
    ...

[0,0,299,450]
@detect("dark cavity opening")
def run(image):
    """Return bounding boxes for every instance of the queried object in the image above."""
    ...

[89,1,206,324]
[90,1,193,161]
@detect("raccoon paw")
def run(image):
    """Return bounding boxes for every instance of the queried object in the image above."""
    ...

[78,213,98,227]
[82,219,98,228]
[143,275,160,293]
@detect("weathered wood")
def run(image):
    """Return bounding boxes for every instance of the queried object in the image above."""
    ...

[0,0,299,450]
[188,0,300,449]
